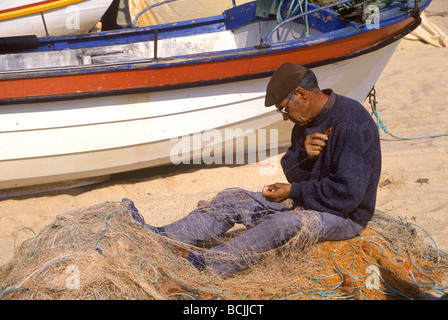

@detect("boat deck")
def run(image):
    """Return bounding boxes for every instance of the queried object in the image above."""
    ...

[0,2,347,72]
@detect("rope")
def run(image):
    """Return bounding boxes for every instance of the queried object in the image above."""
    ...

[276,209,448,300]
[276,0,310,39]
[13,227,36,250]
[132,0,178,27]
[368,87,448,140]
[2,199,447,300]
[317,0,415,11]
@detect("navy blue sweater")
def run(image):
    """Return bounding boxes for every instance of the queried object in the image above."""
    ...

[281,91,381,223]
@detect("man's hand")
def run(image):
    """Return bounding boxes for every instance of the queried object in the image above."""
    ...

[305,132,328,160]
[262,183,291,202]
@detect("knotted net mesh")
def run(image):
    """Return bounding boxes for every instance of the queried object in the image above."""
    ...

[0,190,447,300]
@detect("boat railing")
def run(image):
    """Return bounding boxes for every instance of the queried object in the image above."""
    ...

[131,0,421,49]
[131,0,241,27]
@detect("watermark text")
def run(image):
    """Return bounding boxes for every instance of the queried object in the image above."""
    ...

[170,128,279,175]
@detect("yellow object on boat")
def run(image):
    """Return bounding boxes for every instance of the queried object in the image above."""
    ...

[0,0,86,21]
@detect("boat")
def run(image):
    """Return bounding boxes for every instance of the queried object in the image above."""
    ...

[0,0,113,38]
[0,0,431,195]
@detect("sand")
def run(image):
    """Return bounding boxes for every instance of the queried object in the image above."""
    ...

[1,0,447,274]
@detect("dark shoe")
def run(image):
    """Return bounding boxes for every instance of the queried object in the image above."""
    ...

[122,198,166,235]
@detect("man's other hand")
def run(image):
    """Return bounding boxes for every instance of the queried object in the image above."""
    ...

[262,183,291,202]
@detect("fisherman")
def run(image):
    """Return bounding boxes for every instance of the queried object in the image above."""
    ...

[131,62,382,278]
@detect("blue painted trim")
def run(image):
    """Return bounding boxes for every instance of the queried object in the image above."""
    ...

[0,10,423,106]
[35,15,226,52]
[224,1,349,33]
[15,0,425,54]
[0,1,431,82]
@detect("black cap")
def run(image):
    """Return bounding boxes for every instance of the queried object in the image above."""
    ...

[265,62,307,107]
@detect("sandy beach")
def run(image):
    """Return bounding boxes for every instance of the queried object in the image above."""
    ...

[1,0,447,279]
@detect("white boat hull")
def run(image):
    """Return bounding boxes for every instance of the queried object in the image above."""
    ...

[0,39,400,194]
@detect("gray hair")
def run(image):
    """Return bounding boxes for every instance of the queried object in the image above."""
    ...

[286,69,320,104]
[297,69,319,91]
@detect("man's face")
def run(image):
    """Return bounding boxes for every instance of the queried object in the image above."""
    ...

[275,88,313,126]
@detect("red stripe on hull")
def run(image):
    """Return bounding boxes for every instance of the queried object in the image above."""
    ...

[1,18,413,101]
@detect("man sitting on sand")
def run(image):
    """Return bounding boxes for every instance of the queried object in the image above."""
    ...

[130,62,382,278]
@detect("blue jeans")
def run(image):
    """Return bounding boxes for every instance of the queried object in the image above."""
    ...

[162,188,366,277]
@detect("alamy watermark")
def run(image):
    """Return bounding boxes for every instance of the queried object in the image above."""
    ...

[365,265,381,289]
[365,5,380,30]
[65,5,81,30]
[61,263,381,291]
[61,3,381,32]
[169,128,279,176]
[65,265,80,289]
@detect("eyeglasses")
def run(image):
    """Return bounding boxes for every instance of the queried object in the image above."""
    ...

[276,108,289,115]
[276,92,293,115]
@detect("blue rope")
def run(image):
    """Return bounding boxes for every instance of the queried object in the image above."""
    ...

[132,0,178,27]
[275,209,448,300]
[368,88,448,140]
[276,0,310,39]
[3,200,447,300]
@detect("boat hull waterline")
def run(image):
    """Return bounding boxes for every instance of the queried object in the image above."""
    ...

[0,1,429,194]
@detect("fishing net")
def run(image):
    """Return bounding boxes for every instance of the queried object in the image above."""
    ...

[1,191,447,300]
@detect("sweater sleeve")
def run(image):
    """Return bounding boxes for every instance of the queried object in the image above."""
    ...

[289,120,377,217]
